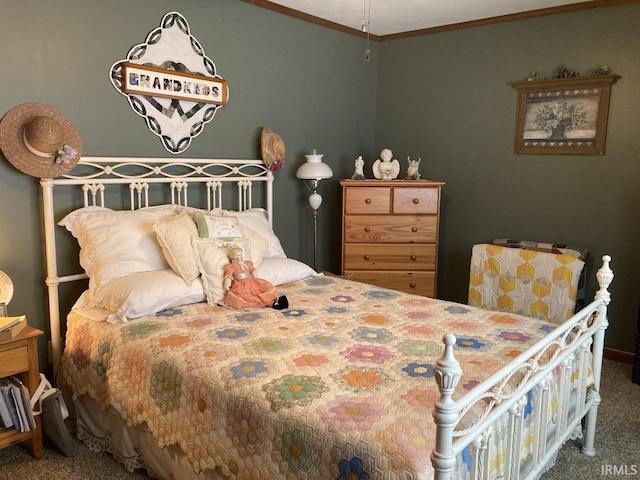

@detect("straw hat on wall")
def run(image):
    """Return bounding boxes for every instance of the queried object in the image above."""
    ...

[260,127,285,172]
[0,103,82,178]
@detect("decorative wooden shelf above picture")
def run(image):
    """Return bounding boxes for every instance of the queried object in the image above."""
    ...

[512,73,620,155]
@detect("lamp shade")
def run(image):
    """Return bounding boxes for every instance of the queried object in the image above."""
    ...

[0,270,13,306]
[296,151,333,180]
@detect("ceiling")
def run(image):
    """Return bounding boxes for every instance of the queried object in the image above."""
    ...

[262,0,598,37]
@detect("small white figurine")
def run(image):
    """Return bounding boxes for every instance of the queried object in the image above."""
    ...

[352,156,366,180]
[406,157,421,180]
[372,148,400,181]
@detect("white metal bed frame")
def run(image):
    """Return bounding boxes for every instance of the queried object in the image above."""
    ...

[431,257,613,479]
[40,156,613,480]
[42,156,273,377]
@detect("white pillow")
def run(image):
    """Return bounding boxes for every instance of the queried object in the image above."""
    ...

[255,257,318,286]
[79,269,206,323]
[223,209,287,258]
[193,237,252,305]
[59,205,178,295]
[58,205,111,278]
[154,210,200,285]
[238,224,268,269]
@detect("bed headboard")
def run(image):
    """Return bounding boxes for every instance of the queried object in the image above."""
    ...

[41,156,274,376]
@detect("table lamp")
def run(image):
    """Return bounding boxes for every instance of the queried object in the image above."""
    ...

[296,150,333,271]
[0,270,14,316]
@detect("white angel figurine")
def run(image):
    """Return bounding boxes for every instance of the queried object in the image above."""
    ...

[372,148,400,180]
[352,156,366,180]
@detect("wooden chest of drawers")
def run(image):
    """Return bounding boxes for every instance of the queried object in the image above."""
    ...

[341,179,444,297]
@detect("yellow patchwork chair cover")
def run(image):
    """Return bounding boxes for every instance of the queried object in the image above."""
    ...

[468,244,585,324]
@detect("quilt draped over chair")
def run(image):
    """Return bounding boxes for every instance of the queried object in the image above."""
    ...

[469,243,585,324]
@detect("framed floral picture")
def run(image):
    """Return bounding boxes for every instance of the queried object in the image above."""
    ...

[512,74,619,155]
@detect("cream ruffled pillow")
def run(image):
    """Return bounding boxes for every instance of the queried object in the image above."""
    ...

[154,210,200,285]
[59,205,178,298]
[154,210,270,291]
[192,237,252,305]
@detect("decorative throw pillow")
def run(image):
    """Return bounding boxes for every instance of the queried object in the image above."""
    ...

[154,210,200,285]
[193,212,243,239]
[192,211,268,268]
[192,237,251,305]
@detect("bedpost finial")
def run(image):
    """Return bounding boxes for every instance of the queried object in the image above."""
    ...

[435,334,462,392]
[595,255,614,305]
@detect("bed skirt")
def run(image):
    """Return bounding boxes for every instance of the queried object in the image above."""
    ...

[75,395,228,480]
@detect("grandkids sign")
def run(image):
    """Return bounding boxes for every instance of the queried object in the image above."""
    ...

[122,62,228,106]
[109,12,228,154]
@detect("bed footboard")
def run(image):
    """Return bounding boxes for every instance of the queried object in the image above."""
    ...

[432,255,613,480]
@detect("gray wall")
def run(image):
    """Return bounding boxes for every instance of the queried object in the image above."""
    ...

[375,4,640,351]
[0,0,377,368]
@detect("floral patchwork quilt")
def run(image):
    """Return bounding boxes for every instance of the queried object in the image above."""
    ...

[62,275,564,480]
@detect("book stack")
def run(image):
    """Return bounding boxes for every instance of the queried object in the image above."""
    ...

[0,315,27,342]
[0,315,34,433]
[0,376,35,433]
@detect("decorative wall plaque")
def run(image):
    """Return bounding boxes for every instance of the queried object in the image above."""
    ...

[109,12,228,154]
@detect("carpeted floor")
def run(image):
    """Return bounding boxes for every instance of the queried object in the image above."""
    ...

[0,359,637,479]
[540,359,640,479]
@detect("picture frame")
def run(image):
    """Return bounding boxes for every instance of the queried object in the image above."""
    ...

[512,74,620,155]
[122,62,228,106]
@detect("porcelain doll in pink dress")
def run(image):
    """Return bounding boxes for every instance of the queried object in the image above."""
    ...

[223,247,288,309]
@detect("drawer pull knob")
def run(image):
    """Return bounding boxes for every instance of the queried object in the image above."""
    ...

[364,255,370,260]
[413,198,419,204]
[364,227,371,232]
[411,227,418,232]
[409,283,416,289]
[365,198,372,204]
[410,255,417,261]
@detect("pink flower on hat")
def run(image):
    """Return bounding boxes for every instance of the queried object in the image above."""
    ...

[54,144,78,165]
[269,160,283,172]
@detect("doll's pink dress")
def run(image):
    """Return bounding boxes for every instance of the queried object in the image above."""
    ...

[223,260,278,308]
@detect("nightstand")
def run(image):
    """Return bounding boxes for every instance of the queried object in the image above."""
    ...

[0,325,43,459]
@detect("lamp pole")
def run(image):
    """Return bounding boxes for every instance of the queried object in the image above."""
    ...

[296,151,332,272]
[307,179,322,272]
[312,208,318,271]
